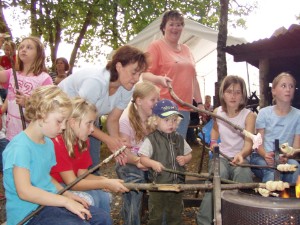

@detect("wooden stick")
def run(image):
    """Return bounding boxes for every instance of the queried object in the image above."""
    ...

[213,146,222,225]
[9,55,26,130]
[17,146,127,225]
[167,82,242,131]
[123,182,266,191]
[167,82,262,149]
[162,167,237,184]
[218,151,298,171]
[218,151,278,169]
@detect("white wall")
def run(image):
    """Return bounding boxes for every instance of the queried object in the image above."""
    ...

[196,50,259,101]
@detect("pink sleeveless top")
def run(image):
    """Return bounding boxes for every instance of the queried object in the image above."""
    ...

[216,106,251,158]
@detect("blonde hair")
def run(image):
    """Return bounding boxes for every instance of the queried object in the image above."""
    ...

[219,75,248,113]
[271,72,296,105]
[147,115,182,131]
[15,36,48,75]
[62,97,98,158]
[129,81,160,142]
[205,95,211,102]
[2,40,16,53]
[25,85,72,122]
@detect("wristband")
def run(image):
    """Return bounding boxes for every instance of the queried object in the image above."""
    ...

[197,102,203,106]
[210,139,218,148]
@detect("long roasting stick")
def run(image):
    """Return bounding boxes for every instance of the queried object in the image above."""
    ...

[123,182,269,191]
[9,54,26,129]
[17,146,127,225]
[167,82,262,149]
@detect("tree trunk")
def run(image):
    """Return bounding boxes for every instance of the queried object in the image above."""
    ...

[259,59,270,107]
[216,0,229,107]
[0,0,12,36]
[68,10,93,74]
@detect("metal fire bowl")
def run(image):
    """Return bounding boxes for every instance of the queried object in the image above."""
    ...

[221,189,300,225]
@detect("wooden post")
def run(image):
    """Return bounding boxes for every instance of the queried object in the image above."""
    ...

[259,58,270,108]
[213,146,222,225]
[274,139,280,181]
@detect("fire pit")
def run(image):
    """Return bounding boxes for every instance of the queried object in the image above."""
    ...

[221,188,300,225]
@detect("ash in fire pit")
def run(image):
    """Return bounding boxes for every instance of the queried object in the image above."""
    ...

[221,188,300,225]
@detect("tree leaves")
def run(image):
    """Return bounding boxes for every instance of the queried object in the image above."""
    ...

[1,0,256,71]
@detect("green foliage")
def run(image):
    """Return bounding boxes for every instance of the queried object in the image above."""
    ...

[2,0,256,68]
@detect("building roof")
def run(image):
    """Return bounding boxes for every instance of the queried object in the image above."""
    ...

[224,24,300,77]
[126,14,246,64]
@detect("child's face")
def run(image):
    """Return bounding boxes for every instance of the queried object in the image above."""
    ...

[137,92,160,117]
[156,115,179,134]
[4,45,11,56]
[18,39,37,65]
[72,110,97,141]
[41,109,71,138]
[272,76,295,103]
[223,83,242,109]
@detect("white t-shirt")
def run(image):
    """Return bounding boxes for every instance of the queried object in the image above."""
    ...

[58,66,133,115]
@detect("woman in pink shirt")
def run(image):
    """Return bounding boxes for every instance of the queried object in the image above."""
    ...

[143,10,204,138]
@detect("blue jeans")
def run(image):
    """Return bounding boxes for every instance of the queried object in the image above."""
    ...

[177,111,190,139]
[0,138,9,170]
[89,118,101,175]
[85,189,111,214]
[116,163,147,225]
[196,157,253,225]
[60,183,111,214]
[250,153,300,183]
[27,205,112,225]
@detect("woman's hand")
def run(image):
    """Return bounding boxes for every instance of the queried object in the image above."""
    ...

[106,136,128,165]
[159,75,172,88]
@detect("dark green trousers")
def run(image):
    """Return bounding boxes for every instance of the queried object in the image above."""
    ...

[148,191,184,225]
